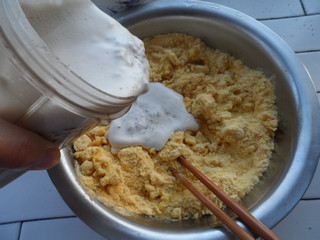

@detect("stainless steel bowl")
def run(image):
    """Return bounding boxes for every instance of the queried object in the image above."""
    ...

[48,1,320,239]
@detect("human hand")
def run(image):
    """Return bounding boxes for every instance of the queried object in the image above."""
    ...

[0,118,60,170]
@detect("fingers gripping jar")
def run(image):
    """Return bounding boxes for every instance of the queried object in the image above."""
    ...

[0,0,149,185]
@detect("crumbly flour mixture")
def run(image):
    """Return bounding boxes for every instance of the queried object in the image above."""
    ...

[73,33,277,219]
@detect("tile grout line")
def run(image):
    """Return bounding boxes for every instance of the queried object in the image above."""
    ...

[299,0,307,15]
[301,198,320,201]
[257,12,320,21]
[0,215,77,226]
[295,50,320,54]
[256,14,304,21]
[17,222,22,240]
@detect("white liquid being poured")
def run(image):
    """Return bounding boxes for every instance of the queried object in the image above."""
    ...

[106,82,199,151]
[20,0,149,98]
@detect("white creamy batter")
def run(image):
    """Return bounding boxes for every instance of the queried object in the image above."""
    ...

[106,82,199,151]
[18,0,198,150]
[20,0,149,98]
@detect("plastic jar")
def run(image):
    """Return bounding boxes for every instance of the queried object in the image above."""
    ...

[0,0,144,148]
[0,0,147,186]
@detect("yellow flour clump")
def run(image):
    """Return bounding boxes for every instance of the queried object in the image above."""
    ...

[74,33,277,219]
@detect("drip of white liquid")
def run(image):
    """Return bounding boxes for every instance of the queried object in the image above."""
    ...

[20,0,149,98]
[106,82,199,151]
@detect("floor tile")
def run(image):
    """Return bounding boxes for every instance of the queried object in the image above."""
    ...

[302,0,320,14]
[202,0,304,19]
[303,156,320,199]
[262,15,320,52]
[272,200,320,239]
[0,222,21,240]
[0,171,74,224]
[20,217,107,240]
[297,51,320,91]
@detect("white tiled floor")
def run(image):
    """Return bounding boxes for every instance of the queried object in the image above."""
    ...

[19,218,105,240]
[0,171,74,224]
[0,0,319,240]
[297,52,320,91]
[272,200,320,239]
[302,0,320,14]
[262,15,320,52]
[0,222,21,240]
[205,0,305,19]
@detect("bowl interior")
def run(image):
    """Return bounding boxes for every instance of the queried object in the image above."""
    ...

[118,5,297,230]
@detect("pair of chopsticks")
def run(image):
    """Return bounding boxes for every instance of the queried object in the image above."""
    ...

[172,156,281,240]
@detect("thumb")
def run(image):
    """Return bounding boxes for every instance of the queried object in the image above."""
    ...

[0,118,60,170]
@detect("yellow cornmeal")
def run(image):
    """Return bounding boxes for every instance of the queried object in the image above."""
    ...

[73,33,277,219]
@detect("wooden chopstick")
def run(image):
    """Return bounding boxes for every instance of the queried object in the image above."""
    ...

[175,156,281,240]
[172,169,255,240]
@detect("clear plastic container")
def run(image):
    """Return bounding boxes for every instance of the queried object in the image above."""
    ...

[0,0,145,147]
[0,0,147,185]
